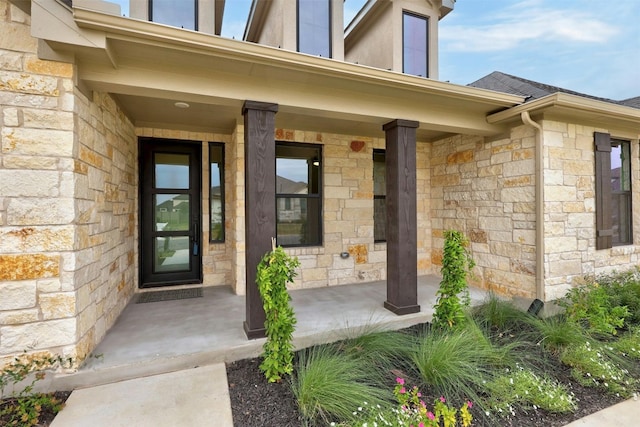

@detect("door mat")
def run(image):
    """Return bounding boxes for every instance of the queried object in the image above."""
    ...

[136,288,203,304]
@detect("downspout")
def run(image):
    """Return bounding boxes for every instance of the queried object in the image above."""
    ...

[521,112,545,301]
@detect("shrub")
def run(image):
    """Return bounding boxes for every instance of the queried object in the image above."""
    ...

[527,315,589,355]
[611,326,640,360]
[256,244,300,382]
[559,281,629,336]
[290,345,388,425]
[433,230,475,330]
[598,268,640,325]
[0,352,71,426]
[472,293,533,335]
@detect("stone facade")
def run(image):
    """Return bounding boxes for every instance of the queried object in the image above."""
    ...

[431,127,538,298]
[541,120,640,300]
[0,0,137,366]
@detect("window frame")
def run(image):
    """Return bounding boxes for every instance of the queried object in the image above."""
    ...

[373,149,386,243]
[209,142,225,243]
[402,11,429,77]
[275,141,323,248]
[149,0,198,31]
[297,0,332,58]
[595,132,633,249]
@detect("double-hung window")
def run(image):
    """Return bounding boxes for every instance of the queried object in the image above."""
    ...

[150,0,197,30]
[276,143,322,247]
[373,150,386,242]
[403,12,428,77]
[595,132,632,249]
[209,143,225,242]
[297,0,331,57]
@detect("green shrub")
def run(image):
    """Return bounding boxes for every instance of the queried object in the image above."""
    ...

[611,326,640,361]
[1,352,71,426]
[256,244,300,382]
[598,268,640,326]
[290,345,388,425]
[433,230,475,330]
[472,293,533,335]
[559,281,629,336]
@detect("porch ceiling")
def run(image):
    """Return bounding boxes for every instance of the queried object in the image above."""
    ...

[35,3,525,140]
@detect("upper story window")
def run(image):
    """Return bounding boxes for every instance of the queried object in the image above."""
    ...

[595,132,633,249]
[150,0,197,30]
[297,0,331,57]
[276,142,322,247]
[403,12,428,77]
[373,150,386,242]
[209,143,225,242]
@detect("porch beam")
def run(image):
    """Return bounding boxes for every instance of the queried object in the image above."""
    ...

[383,119,420,315]
[242,100,279,339]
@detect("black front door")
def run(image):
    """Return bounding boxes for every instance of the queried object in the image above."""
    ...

[139,138,202,287]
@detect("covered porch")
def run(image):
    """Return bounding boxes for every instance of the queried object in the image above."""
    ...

[51,276,489,391]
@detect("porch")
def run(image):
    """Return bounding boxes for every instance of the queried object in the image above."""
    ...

[52,276,489,391]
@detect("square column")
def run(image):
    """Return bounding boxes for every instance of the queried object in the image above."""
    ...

[383,119,420,315]
[242,100,278,339]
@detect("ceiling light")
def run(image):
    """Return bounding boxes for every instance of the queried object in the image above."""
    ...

[174,101,190,109]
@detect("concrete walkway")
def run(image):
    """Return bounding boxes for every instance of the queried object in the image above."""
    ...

[51,364,233,427]
[46,278,638,426]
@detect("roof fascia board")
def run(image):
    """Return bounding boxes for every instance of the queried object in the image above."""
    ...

[487,93,640,127]
[72,7,523,108]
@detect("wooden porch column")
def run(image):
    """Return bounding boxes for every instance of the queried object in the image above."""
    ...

[383,119,420,315]
[242,100,278,339]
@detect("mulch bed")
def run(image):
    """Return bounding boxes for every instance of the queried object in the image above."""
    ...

[227,345,627,427]
[0,391,71,426]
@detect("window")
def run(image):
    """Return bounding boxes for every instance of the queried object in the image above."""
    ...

[276,143,322,247]
[373,150,386,242]
[150,0,197,30]
[297,0,331,57]
[209,143,225,242]
[403,12,428,77]
[595,132,632,249]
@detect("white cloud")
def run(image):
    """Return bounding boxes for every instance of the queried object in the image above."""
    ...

[441,1,618,52]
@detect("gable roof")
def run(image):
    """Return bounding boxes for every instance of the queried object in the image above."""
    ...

[469,71,639,110]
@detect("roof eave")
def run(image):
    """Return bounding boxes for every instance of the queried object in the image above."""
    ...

[487,93,640,132]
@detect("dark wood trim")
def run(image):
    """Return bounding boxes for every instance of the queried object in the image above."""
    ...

[383,119,420,315]
[242,100,278,339]
[594,132,612,250]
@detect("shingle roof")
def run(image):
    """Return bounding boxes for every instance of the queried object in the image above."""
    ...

[469,71,639,109]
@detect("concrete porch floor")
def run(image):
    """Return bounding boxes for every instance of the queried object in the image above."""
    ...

[52,276,489,391]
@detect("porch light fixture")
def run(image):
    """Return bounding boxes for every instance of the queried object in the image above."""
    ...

[174,101,190,109]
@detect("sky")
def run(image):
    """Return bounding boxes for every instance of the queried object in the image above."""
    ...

[112,0,639,101]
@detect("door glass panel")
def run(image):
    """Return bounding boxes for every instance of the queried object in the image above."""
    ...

[155,153,189,189]
[155,194,190,231]
[154,236,190,272]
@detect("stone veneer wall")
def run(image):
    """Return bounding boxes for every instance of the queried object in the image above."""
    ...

[0,0,137,366]
[540,120,640,300]
[430,127,537,298]
[262,129,432,291]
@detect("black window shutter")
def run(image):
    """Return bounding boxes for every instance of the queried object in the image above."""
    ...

[594,132,612,250]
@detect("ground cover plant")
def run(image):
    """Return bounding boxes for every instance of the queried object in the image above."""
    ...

[228,266,640,426]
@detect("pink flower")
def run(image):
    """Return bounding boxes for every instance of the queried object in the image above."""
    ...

[420,400,426,408]
[396,377,405,385]
[417,392,422,397]
[439,396,446,403]
[467,400,473,409]
[427,412,435,420]
[399,387,406,394]
[419,423,425,427]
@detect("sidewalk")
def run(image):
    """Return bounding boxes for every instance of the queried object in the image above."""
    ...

[50,364,233,427]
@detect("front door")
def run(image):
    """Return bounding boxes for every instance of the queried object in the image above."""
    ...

[139,138,202,287]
